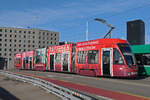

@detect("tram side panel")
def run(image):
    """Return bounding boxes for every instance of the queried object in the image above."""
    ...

[47,46,60,71]
[75,42,114,77]
[14,53,22,70]
[25,51,34,70]
[22,52,27,70]
[47,44,75,73]
[75,40,102,76]
[75,38,138,77]
[34,48,47,71]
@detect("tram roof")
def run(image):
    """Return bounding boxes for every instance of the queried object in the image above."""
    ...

[76,38,127,47]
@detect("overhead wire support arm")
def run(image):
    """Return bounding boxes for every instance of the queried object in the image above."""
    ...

[94,18,115,38]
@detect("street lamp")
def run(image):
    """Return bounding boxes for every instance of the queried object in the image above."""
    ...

[94,18,115,38]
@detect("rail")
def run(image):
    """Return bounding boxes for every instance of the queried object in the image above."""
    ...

[0,70,98,100]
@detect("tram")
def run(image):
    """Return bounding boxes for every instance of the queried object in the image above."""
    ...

[131,44,150,76]
[75,38,137,77]
[14,38,137,77]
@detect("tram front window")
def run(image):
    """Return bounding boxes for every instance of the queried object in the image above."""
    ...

[117,43,136,66]
[113,48,124,64]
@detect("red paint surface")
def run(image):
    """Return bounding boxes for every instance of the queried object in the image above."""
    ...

[47,44,73,72]
[14,53,22,69]
[75,38,137,77]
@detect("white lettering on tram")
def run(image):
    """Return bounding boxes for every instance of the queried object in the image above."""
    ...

[77,41,99,46]
[49,45,70,52]
[78,46,96,51]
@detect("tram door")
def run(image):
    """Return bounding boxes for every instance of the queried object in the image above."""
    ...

[23,58,26,69]
[62,53,69,72]
[29,57,32,69]
[102,48,113,76]
[49,54,54,71]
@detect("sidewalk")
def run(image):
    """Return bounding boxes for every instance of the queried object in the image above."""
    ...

[0,74,61,100]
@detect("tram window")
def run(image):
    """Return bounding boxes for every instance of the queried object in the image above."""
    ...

[55,53,62,64]
[117,44,135,65]
[77,51,87,64]
[117,43,132,53]
[19,58,21,64]
[36,55,40,64]
[23,58,26,63]
[30,57,32,61]
[142,54,150,65]
[103,51,111,65]
[26,57,29,63]
[15,58,21,64]
[17,58,21,64]
[113,48,124,64]
[134,54,143,65]
[35,50,46,64]
[88,50,99,64]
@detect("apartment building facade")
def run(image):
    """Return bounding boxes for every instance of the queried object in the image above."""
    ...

[0,27,59,69]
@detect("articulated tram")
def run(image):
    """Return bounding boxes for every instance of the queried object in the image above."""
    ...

[14,38,137,77]
[131,44,150,76]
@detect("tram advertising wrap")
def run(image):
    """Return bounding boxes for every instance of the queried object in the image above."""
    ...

[14,38,138,77]
[34,48,46,71]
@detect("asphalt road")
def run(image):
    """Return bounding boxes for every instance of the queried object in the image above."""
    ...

[0,74,61,100]
[11,70,150,99]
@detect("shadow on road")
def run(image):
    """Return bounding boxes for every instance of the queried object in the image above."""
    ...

[127,75,149,80]
[100,75,149,80]
[0,87,20,100]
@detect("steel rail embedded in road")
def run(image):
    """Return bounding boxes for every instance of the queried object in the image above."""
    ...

[0,70,103,100]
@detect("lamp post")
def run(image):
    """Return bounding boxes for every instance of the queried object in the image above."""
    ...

[94,18,115,38]
[86,20,88,41]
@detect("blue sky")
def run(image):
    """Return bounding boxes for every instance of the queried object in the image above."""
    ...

[0,0,150,43]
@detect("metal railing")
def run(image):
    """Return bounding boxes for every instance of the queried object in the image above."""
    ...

[0,70,98,100]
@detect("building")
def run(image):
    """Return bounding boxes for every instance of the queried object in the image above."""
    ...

[127,19,145,45]
[0,27,59,69]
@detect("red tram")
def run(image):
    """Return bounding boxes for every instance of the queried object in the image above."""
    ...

[14,38,137,77]
[14,53,22,70]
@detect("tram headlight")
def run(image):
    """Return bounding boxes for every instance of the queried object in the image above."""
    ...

[128,72,137,75]
[119,66,125,70]
[119,67,123,70]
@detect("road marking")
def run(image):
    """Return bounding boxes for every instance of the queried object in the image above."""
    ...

[47,75,54,78]
[97,78,150,88]
[67,75,150,88]
[39,72,150,88]
[117,91,150,100]
[96,95,114,100]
